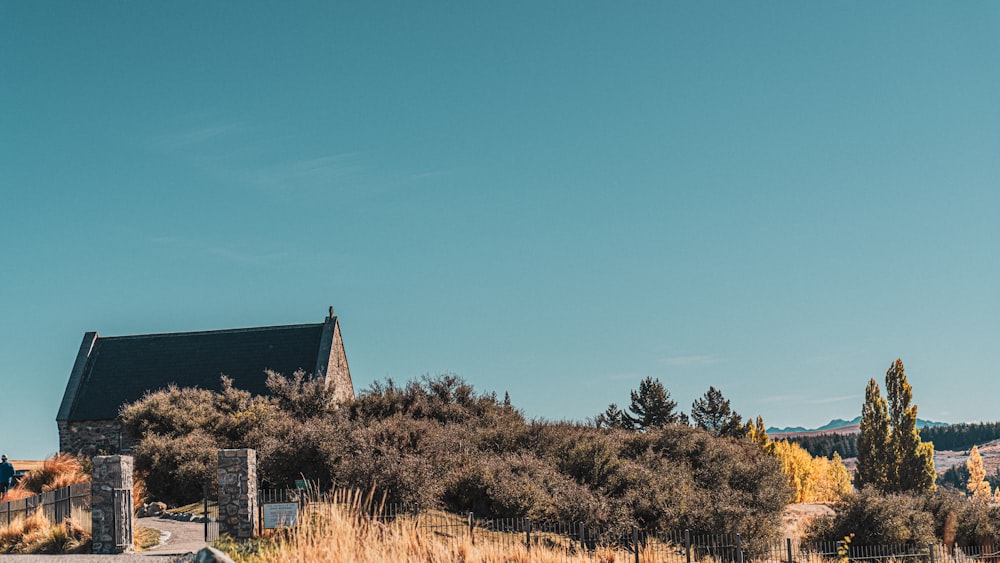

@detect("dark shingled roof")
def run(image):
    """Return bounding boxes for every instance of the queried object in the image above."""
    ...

[63,323,325,421]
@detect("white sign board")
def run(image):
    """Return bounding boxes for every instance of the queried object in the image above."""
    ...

[262,502,299,529]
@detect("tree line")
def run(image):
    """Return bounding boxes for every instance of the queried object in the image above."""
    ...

[594,377,853,505]
[785,422,1000,460]
[594,377,754,439]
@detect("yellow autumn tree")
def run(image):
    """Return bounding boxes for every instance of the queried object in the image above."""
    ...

[966,445,991,502]
[746,415,774,454]
[773,440,815,502]
[815,452,854,501]
[772,440,853,503]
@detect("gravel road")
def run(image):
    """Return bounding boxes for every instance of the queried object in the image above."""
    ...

[138,515,209,556]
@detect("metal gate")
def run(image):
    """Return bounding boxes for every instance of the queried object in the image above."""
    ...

[112,488,134,549]
[204,479,219,542]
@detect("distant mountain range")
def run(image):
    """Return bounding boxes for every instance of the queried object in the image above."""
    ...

[768,416,949,435]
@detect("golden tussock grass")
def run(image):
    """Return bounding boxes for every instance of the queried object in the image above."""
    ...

[0,508,90,554]
[133,471,148,510]
[219,489,632,563]
[13,453,88,495]
[0,488,35,502]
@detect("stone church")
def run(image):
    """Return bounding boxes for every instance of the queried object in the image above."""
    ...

[57,308,353,456]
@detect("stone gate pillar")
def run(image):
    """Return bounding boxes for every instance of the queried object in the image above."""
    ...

[218,449,258,540]
[91,455,134,554]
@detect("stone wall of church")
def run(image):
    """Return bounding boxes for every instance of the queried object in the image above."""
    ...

[58,419,133,456]
[326,321,354,402]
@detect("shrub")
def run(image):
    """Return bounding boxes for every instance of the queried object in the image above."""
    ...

[955,500,1000,548]
[442,451,601,523]
[641,425,789,539]
[121,385,223,438]
[265,370,339,422]
[924,488,963,549]
[332,417,446,508]
[132,429,220,505]
[257,414,346,489]
[121,372,790,539]
[122,377,277,505]
[806,490,935,546]
[613,454,694,531]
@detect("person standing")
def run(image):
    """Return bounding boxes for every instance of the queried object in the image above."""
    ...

[0,455,14,496]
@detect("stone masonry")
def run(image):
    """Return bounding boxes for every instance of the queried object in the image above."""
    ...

[218,449,258,540]
[58,419,133,456]
[91,455,134,554]
[316,313,354,402]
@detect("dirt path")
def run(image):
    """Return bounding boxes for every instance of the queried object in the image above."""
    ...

[138,515,208,556]
[783,502,835,541]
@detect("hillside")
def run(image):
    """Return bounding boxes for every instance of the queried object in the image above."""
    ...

[935,438,1000,473]
[769,416,948,437]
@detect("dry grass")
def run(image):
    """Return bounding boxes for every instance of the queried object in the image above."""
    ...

[135,525,163,551]
[0,452,93,553]
[217,489,634,563]
[134,472,148,510]
[0,488,35,502]
[0,508,90,554]
[11,454,88,495]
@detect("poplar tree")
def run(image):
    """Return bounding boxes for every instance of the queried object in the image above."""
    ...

[856,359,936,493]
[885,359,936,492]
[746,415,774,454]
[856,378,891,491]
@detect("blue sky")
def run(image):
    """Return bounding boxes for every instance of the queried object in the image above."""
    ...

[3,3,999,459]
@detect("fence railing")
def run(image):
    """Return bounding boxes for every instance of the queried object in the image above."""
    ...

[255,489,1000,563]
[0,481,91,533]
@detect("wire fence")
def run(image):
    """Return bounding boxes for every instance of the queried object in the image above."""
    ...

[0,481,91,533]
[254,489,1000,563]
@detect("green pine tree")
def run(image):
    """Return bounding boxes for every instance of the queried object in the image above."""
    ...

[691,386,746,438]
[626,377,679,430]
[597,403,630,429]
